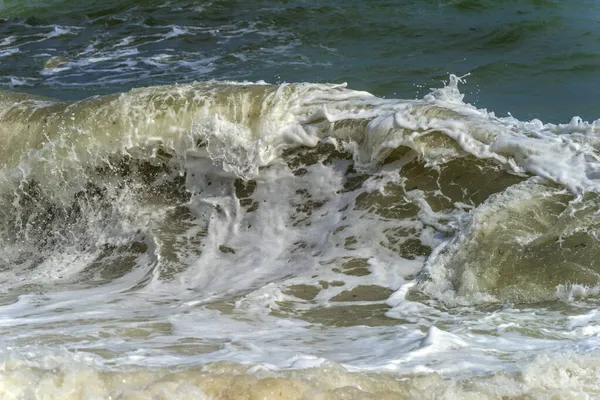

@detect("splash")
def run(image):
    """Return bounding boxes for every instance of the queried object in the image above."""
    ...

[2,77,600,398]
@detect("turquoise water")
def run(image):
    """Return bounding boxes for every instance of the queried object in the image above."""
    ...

[1,0,599,121]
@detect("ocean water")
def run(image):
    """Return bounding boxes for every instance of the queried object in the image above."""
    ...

[1,1,600,399]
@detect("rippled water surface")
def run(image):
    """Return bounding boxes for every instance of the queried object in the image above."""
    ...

[2,1,600,399]
[2,0,600,120]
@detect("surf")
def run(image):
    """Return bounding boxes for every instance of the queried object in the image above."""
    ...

[1,77,600,399]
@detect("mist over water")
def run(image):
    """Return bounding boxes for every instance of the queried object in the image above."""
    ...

[1,1,600,399]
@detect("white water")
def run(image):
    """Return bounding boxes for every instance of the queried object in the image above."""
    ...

[1,77,600,398]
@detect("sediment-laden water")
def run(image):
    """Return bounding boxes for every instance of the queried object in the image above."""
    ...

[1,1,600,398]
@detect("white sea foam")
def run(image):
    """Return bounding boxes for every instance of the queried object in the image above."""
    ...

[45,25,75,38]
[165,26,189,39]
[1,78,600,398]
[0,47,19,58]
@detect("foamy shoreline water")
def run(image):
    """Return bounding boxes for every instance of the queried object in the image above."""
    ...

[0,79,599,398]
[2,1,600,398]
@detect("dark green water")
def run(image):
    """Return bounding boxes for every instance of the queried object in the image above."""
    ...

[1,0,599,121]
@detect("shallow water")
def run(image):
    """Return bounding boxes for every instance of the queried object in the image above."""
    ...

[1,1,600,399]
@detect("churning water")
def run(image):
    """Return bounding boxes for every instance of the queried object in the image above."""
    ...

[1,1,600,398]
